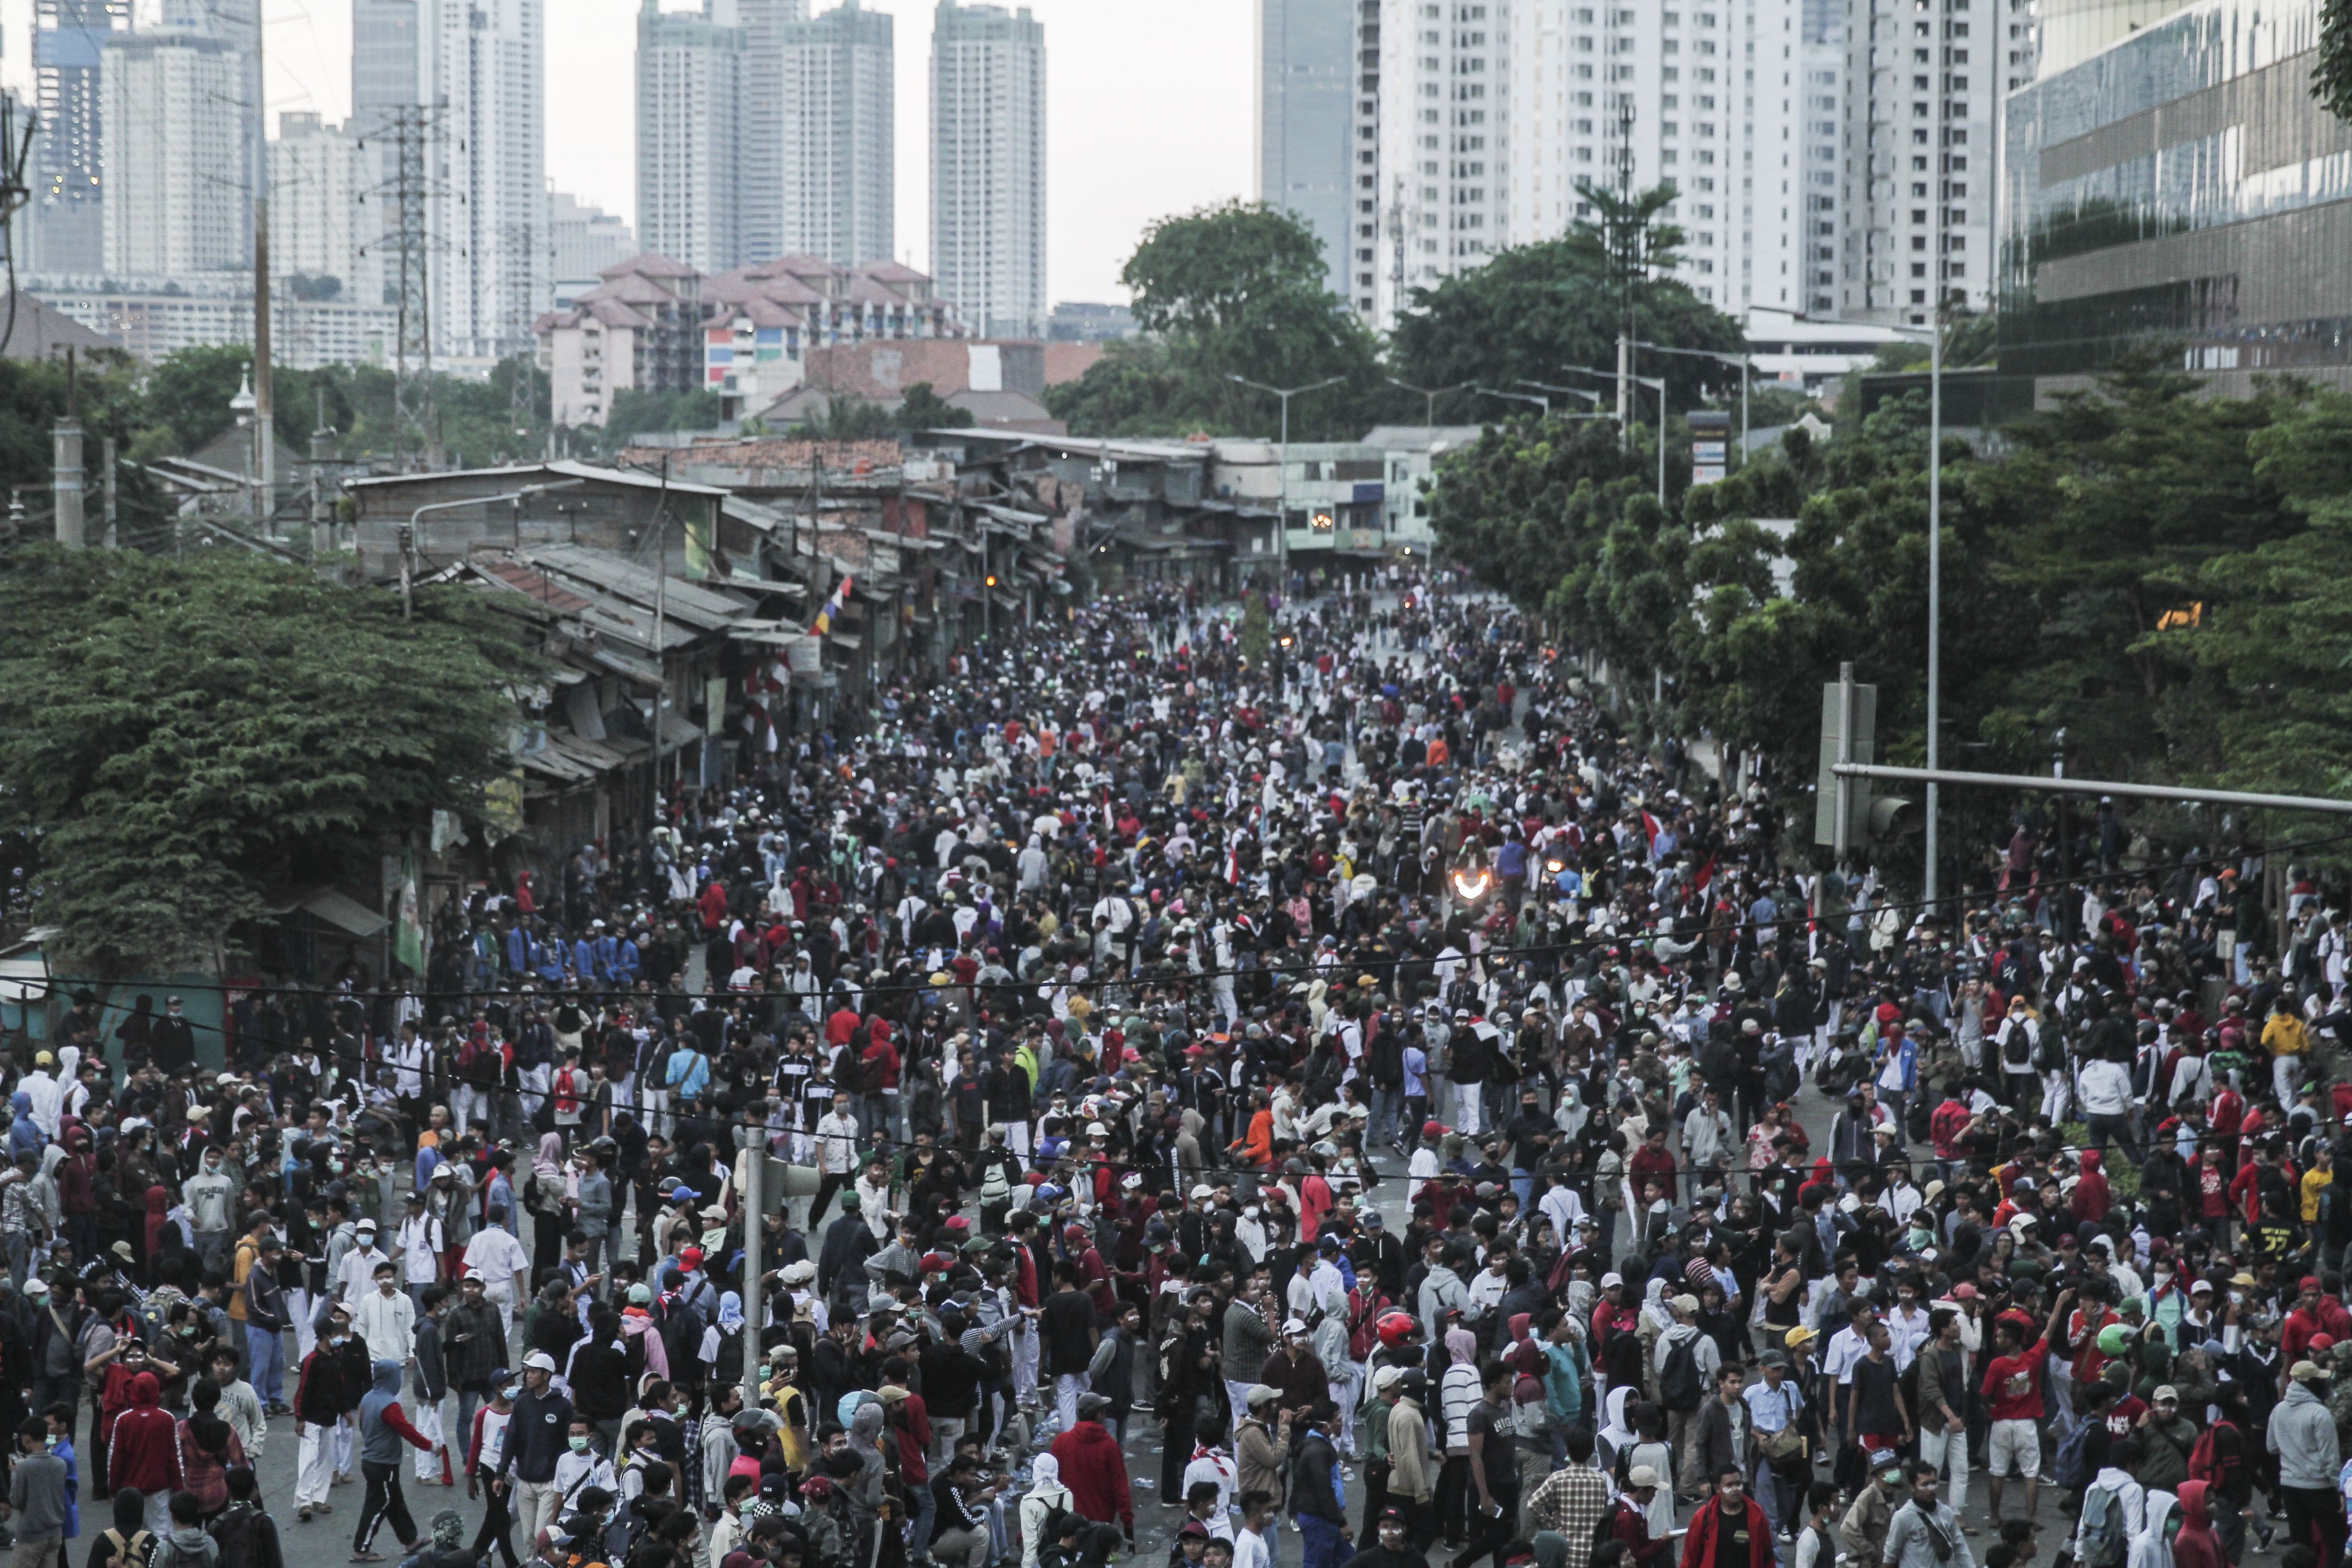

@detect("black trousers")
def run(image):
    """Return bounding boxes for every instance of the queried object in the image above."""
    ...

[809,1172,851,1228]
[1433,1454,1471,1546]
[1360,1460,1392,1537]
[356,1459,416,1554]
[472,1469,520,1568]
[1454,1485,1521,1568]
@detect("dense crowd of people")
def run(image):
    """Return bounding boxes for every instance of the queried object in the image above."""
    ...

[0,574,2349,1568]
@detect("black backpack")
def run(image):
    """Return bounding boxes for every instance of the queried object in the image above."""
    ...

[1658,1335,1702,1411]
[208,1505,265,1568]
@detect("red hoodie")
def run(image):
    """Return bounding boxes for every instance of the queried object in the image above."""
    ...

[2173,1481,2228,1568]
[108,1372,178,1494]
[1048,1417,1132,1528]
[2071,1151,2112,1224]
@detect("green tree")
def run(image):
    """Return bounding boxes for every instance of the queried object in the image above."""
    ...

[1048,201,1386,440]
[0,548,537,975]
[2147,386,2352,797]
[1970,353,2301,778]
[895,381,974,430]
[2315,0,2352,120]
[1388,230,1743,418]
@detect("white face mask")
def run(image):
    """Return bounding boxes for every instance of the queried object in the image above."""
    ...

[2230,1290,2245,1304]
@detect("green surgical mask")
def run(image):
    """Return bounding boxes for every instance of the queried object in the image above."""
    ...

[568,1435,590,1452]
[739,1498,760,1516]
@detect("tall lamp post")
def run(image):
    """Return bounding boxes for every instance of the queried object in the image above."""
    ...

[1792,309,1943,897]
[1384,376,1471,430]
[1634,341,1756,461]
[1553,366,1669,505]
[1226,372,1341,587]
[1517,381,1607,414]
[1473,385,1550,417]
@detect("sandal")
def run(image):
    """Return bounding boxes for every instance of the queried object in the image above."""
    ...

[351,1553,386,1562]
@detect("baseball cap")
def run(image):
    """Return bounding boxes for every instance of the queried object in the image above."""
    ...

[2152,1385,2179,1402]
[1627,1466,1663,1490]
[523,1351,557,1372]
[1245,1385,1282,1408]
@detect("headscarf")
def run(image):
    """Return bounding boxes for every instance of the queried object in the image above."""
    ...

[1026,1452,1068,1500]
[719,1291,746,1332]
[431,1509,466,1550]
[1641,1277,1676,1333]
[534,1132,565,1177]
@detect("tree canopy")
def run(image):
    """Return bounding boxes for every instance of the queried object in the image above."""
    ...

[0,548,536,976]
[1431,351,2352,877]
[1048,201,1387,441]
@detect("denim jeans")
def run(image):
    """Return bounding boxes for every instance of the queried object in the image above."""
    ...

[245,1322,285,1406]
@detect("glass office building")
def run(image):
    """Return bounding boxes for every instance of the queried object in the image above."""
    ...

[1999,0,2352,399]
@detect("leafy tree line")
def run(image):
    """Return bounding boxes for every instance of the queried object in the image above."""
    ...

[0,547,538,977]
[1431,353,2352,872]
[1046,189,1747,442]
[0,343,561,520]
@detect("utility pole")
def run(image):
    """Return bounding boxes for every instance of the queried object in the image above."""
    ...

[252,6,273,531]
[505,220,541,456]
[1613,97,1636,431]
[100,434,116,548]
[51,346,83,548]
[311,385,337,559]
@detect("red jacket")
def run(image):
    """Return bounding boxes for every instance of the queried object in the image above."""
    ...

[108,1374,179,1494]
[1680,1495,1773,1568]
[1049,1418,1132,1528]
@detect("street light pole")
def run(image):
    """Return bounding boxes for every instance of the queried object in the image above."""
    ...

[1227,373,1342,589]
[1633,342,1755,463]
[1473,386,1549,417]
[1384,377,1471,431]
[1790,309,1944,900]
[1926,296,1944,906]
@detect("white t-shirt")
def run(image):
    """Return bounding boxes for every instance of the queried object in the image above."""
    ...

[1234,1527,1272,1568]
[397,1216,445,1285]
[462,1227,531,1303]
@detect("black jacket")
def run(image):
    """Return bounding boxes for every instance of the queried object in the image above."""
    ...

[497,1387,575,1483]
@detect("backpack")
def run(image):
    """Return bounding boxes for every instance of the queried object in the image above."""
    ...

[101,1529,154,1568]
[1595,1496,1639,1555]
[2001,1022,2033,1072]
[148,1534,214,1568]
[1657,1335,1702,1411]
[208,1504,265,1568]
[2052,1418,2100,1491]
[458,1036,501,1088]
[1347,1286,1388,1361]
[2077,1482,2127,1568]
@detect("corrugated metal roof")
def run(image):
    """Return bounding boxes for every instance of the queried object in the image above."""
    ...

[526,543,753,632]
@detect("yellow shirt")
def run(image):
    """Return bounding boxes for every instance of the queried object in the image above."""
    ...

[2302,1165,2333,1225]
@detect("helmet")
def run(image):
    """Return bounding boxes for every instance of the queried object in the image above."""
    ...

[2096,1324,2131,1357]
[1376,1310,1417,1349]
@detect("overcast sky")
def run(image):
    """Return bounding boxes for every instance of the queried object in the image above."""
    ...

[0,0,1257,303]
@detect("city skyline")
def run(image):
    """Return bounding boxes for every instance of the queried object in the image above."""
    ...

[0,0,1255,306]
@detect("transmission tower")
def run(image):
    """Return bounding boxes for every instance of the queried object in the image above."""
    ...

[503,220,543,458]
[360,106,446,471]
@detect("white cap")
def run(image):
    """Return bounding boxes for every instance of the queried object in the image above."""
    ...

[1086,1122,1109,1138]
[1190,1184,1215,1200]
[1282,1317,1308,1335]
[523,1351,557,1372]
